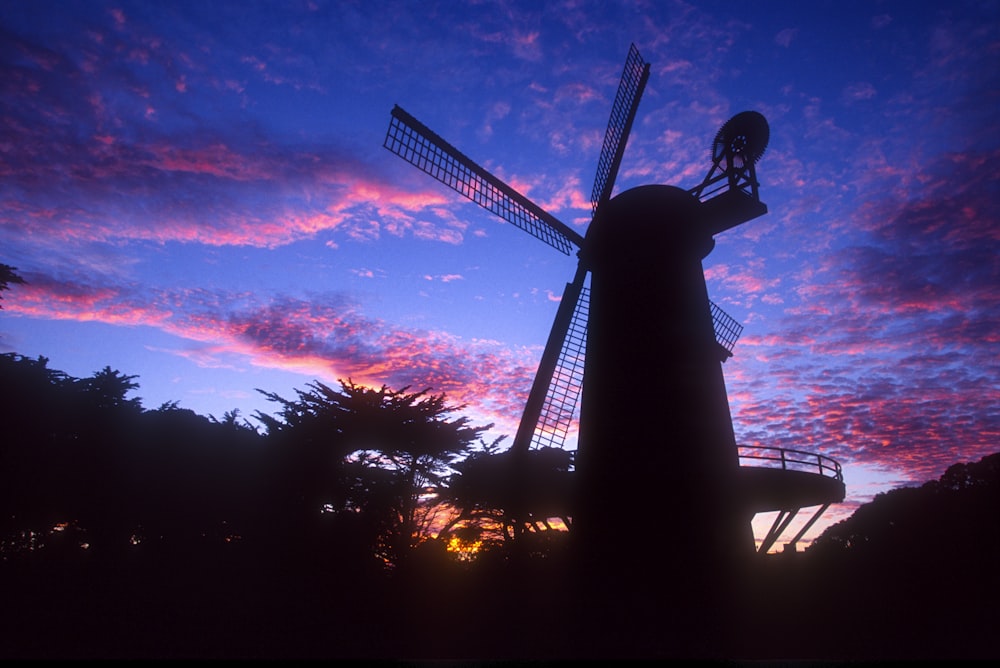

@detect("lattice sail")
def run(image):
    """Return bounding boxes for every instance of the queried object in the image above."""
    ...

[530,287,589,450]
[591,43,651,213]
[710,300,743,354]
[384,105,583,254]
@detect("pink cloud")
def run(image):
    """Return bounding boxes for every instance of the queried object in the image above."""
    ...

[8,278,172,328]
[726,142,998,483]
[422,274,464,283]
[141,142,275,181]
[538,175,590,217]
[554,82,602,106]
[774,28,798,47]
[660,59,693,75]
[478,101,511,141]
[0,107,487,250]
[843,82,877,102]
[871,14,892,29]
[7,275,538,433]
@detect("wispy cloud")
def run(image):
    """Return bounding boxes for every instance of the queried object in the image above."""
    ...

[775,28,798,48]
[5,275,537,433]
[842,82,877,103]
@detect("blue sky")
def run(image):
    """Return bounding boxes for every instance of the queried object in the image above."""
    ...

[1,0,997,545]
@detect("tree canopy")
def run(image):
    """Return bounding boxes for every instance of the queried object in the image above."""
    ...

[809,451,1000,560]
[0,263,24,308]
[256,379,492,565]
[0,353,265,560]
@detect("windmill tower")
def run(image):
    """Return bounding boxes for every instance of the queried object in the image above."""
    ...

[384,45,842,645]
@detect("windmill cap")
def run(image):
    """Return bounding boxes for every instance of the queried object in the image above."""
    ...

[587,185,714,264]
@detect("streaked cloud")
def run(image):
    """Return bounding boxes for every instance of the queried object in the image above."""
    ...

[5,273,537,433]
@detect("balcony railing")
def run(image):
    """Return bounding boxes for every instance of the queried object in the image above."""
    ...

[738,445,843,482]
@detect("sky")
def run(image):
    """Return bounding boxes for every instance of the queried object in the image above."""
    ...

[1,0,998,548]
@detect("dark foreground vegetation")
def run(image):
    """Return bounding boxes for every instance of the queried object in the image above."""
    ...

[0,351,997,660]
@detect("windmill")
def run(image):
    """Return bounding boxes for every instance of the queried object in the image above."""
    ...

[384,45,839,570]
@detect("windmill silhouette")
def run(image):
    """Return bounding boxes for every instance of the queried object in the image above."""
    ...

[384,44,843,576]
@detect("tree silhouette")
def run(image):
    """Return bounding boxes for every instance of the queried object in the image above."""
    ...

[810,452,1000,560]
[118,404,267,557]
[799,453,1000,659]
[0,354,267,562]
[0,263,24,308]
[444,444,574,549]
[0,354,76,542]
[75,366,142,413]
[257,379,490,566]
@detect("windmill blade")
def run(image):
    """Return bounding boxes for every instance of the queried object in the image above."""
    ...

[591,43,651,214]
[710,300,744,359]
[385,105,584,254]
[511,264,589,454]
[531,284,589,450]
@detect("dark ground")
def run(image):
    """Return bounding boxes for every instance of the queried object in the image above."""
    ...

[2,542,996,661]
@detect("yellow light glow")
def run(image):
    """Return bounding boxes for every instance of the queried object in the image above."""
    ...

[445,535,483,561]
